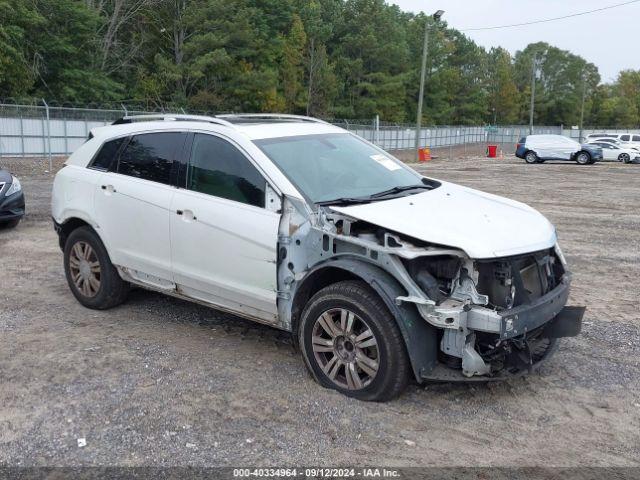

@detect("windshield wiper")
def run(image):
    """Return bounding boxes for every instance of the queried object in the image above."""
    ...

[316,196,372,207]
[368,184,433,199]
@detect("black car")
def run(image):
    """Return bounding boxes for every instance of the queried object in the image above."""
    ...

[0,168,25,229]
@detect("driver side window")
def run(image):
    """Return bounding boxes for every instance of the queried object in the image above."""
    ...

[187,134,266,208]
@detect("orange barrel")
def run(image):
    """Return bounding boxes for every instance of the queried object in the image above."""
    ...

[418,147,432,162]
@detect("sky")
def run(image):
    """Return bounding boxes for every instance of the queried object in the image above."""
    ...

[390,0,639,83]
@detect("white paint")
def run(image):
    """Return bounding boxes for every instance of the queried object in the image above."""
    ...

[332,181,557,259]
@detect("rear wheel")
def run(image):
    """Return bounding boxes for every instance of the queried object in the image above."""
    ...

[576,151,591,165]
[64,226,129,309]
[298,280,410,402]
[524,151,538,164]
[619,153,630,163]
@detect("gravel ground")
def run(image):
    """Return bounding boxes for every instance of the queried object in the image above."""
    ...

[0,155,639,467]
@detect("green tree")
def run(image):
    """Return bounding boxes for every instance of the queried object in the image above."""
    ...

[487,47,519,124]
[514,42,599,126]
[281,14,307,112]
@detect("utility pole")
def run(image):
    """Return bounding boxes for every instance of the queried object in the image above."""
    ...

[415,10,444,162]
[579,73,587,142]
[529,53,537,135]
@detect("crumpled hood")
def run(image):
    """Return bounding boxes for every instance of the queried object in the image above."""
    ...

[331,180,556,259]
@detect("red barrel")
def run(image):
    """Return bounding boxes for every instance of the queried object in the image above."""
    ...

[486,144,498,158]
[418,147,432,163]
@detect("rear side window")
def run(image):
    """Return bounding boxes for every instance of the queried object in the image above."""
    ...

[90,137,126,170]
[187,133,265,208]
[117,132,184,185]
[620,135,630,141]
[633,135,640,142]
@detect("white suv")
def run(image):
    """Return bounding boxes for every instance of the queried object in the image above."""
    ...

[52,114,584,401]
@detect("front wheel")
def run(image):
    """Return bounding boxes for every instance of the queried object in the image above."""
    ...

[619,153,630,164]
[64,226,129,309]
[298,281,410,402]
[576,151,591,165]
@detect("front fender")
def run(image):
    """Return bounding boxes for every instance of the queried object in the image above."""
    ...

[295,258,438,381]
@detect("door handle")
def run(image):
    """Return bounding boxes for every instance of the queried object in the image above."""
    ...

[101,184,116,194]
[176,209,196,221]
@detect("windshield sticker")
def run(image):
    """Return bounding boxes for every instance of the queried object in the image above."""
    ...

[371,154,402,171]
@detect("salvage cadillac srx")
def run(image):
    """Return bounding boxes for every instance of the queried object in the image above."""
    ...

[51,114,584,401]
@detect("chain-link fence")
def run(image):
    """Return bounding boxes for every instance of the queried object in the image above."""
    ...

[1,101,639,163]
[0,102,156,166]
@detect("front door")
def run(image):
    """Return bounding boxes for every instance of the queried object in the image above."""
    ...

[170,133,280,322]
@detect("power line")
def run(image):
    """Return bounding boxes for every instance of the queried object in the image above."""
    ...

[460,0,640,31]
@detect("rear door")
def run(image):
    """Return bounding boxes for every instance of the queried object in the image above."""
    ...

[94,131,186,288]
[169,132,280,322]
[598,143,616,161]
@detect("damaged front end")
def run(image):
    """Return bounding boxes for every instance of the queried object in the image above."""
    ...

[399,246,584,379]
[277,196,584,382]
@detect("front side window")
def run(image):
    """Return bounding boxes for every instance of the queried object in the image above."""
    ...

[187,133,266,208]
[620,135,630,141]
[254,133,424,204]
[117,132,183,185]
[633,135,640,142]
[90,137,126,170]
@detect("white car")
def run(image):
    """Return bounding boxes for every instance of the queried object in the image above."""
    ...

[587,141,640,163]
[586,133,640,149]
[52,114,584,401]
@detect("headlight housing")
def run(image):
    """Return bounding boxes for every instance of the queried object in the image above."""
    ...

[554,242,567,266]
[5,175,22,196]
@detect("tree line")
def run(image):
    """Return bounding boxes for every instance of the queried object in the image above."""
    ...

[1,0,638,126]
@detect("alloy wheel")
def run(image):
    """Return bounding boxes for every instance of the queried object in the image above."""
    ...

[69,241,101,298]
[576,153,590,164]
[311,308,380,390]
[620,153,630,163]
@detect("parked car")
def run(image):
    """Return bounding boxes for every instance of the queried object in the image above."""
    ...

[587,137,640,152]
[516,135,603,165]
[586,133,640,148]
[587,141,640,163]
[0,167,25,229]
[586,133,617,140]
[52,114,584,401]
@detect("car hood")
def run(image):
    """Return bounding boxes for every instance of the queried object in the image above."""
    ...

[331,181,556,259]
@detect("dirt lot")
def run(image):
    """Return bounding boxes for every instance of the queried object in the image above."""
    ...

[1,155,639,467]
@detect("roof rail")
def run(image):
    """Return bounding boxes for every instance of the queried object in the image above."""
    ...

[217,113,329,125]
[111,114,235,128]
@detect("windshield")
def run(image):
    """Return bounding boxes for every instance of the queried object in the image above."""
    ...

[254,133,426,203]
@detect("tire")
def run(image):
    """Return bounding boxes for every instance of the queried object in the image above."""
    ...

[619,153,630,164]
[0,218,20,229]
[64,226,129,309]
[575,151,591,165]
[524,151,538,164]
[298,280,410,402]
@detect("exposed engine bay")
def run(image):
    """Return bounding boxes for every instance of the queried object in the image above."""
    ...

[276,196,583,381]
